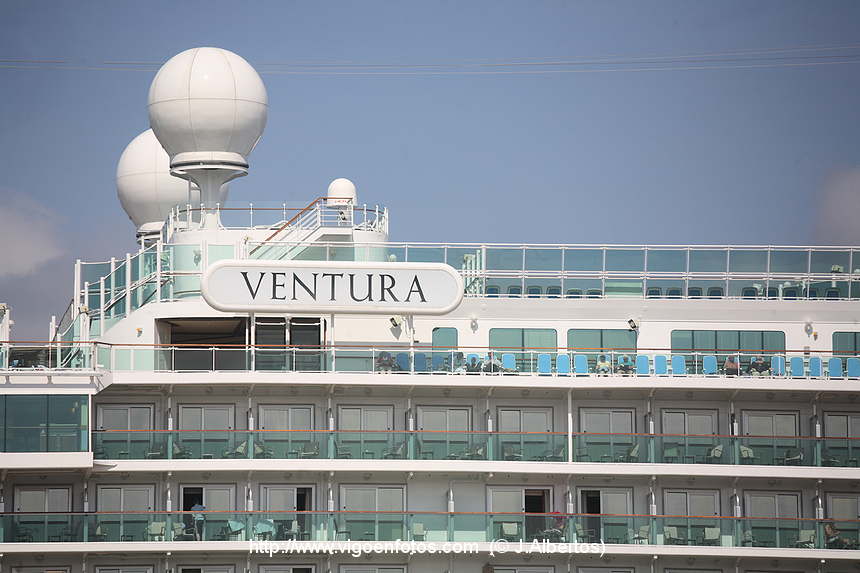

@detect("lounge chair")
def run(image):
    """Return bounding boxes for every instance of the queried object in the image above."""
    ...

[556,354,571,375]
[413,352,428,373]
[147,521,166,541]
[790,356,805,377]
[537,353,552,375]
[702,355,718,375]
[636,355,650,375]
[829,357,844,378]
[701,526,720,545]
[573,354,589,375]
[771,355,786,376]
[809,356,823,377]
[671,355,687,375]
[663,525,686,545]
[794,529,815,548]
[499,521,520,541]
[848,357,860,379]
[654,355,668,375]
[501,353,517,371]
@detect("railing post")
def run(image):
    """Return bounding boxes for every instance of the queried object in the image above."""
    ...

[98,277,105,336]
[156,241,163,302]
[167,430,174,459]
[125,253,132,316]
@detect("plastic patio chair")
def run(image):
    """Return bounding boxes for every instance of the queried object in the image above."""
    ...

[537,353,552,375]
[413,352,428,372]
[702,355,718,375]
[790,356,805,377]
[671,355,687,375]
[573,354,589,375]
[809,356,823,377]
[636,355,650,375]
[828,357,844,378]
[847,357,860,379]
[556,353,571,375]
[654,355,668,375]
[771,355,786,376]
[501,353,517,371]
[395,353,410,372]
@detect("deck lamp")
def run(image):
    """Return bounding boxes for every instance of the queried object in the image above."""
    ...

[628,319,638,331]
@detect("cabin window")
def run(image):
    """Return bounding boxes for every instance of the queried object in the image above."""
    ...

[1,395,88,453]
[670,330,785,372]
[489,328,557,372]
[833,332,860,355]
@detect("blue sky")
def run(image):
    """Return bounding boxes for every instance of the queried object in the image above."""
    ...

[1,1,860,338]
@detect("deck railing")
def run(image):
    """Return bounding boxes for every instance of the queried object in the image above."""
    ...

[1,510,857,550]
[4,343,860,381]
[88,430,860,468]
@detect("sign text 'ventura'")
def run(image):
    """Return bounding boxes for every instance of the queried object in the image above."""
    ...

[240,271,427,303]
[201,260,464,315]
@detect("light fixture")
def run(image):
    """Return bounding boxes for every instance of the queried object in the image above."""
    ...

[389,316,402,328]
[628,319,638,331]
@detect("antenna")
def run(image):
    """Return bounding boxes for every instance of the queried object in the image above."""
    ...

[148,47,268,229]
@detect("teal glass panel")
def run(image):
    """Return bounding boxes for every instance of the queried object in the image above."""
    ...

[728,280,764,298]
[770,250,808,273]
[48,395,87,451]
[328,244,357,261]
[689,250,727,273]
[114,348,132,370]
[811,250,850,274]
[447,247,483,272]
[686,279,725,298]
[645,279,685,298]
[486,248,523,271]
[605,249,644,272]
[647,250,686,272]
[383,247,406,263]
[405,246,445,263]
[604,279,642,297]
[483,277,523,297]
[284,245,326,261]
[562,278,602,298]
[833,333,859,355]
[168,244,201,272]
[5,396,46,452]
[564,249,603,271]
[525,249,562,271]
[729,250,768,273]
[524,278,563,298]
[208,245,234,264]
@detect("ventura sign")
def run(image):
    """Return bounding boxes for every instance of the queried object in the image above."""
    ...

[201,260,464,314]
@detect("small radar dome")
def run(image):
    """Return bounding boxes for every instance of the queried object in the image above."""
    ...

[148,47,268,172]
[327,178,357,207]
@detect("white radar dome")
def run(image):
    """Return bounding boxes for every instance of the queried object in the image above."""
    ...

[327,178,357,206]
[147,47,268,171]
[116,129,228,232]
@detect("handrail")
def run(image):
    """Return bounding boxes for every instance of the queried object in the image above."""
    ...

[249,196,326,255]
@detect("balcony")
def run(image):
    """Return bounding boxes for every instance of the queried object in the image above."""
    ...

[90,430,859,467]
[7,342,860,381]
[1,511,857,551]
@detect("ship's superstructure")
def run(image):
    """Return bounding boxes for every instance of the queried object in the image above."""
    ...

[1,47,859,573]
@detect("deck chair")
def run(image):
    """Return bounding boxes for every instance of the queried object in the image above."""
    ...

[828,357,844,378]
[809,356,823,377]
[383,441,407,459]
[790,356,805,377]
[739,445,756,464]
[537,353,552,375]
[146,521,166,541]
[771,355,786,376]
[395,352,410,372]
[298,441,321,458]
[573,354,589,375]
[619,443,640,462]
[630,524,650,544]
[654,355,668,375]
[430,353,446,372]
[501,353,517,371]
[536,444,566,461]
[556,354,571,375]
[781,448,803,465]
[575,522,595,542]
[222,440,248,458]
[705,444,724,463]
[702,526,720,545]
[500,521,520,541]
[671,355,687,375]
[794,529,815,548]
[636,355,650,375]
[413,352,428,372]
[702,355,718,375]
[663,526,686,545]
[411,521,426,541]
[847,357,860,378]
[503,445,523,461]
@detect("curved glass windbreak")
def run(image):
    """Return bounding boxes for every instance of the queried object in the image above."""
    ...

[0,395,88,452]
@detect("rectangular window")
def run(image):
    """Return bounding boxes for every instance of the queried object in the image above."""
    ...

[833,332,860,355]
[490,328,557,372]
[567,329,637,372]
[671,330,785,372]
[2,395,88,452]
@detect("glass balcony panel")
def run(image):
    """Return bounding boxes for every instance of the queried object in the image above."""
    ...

[729,249,769,273]
[687,279,726,298]
[821,437,860,467]
[645,279,685,299]
[484,276,523,298]
[175,431,244,459]
[604,279,643,298]
[525,248,562,271]
[328,244,358,262]
[285,245,327,261]
[334,349,375,372]
[214,348,249,371]
[811,250,850,274]
[493,432,566,462]
[81,261,111,286]
[486,248,523,271]
[689,249,727,273]
[737,435,814,466]
[605,249,644,272]
[728,280,765,299]
[415,431,488,460]
[851,280,860,300]
[382,246,406,263]
[655,434,729,464]
[564,249,603,271]
[524,278,563,299]
[574,433,642,463]
[646,249,687,272]
[256,430,326,459]
[446,247,483,271]
[404,246,445,264]
[807,280,849,299]
[334,431,410,460]
[334,512,407,541]
[770,249,808,273]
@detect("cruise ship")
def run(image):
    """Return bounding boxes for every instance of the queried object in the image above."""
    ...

[1,47,859,573]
